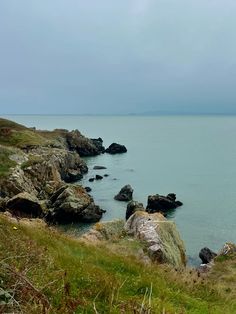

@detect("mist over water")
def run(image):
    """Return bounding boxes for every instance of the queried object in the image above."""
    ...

[6,115,236,264]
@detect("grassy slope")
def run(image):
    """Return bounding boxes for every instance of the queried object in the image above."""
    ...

[0,216,236,314]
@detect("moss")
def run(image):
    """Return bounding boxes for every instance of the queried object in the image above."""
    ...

[21,154,44,170]
[157,221,187,267]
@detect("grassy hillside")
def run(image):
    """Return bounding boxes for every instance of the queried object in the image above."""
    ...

[0,215,236,314]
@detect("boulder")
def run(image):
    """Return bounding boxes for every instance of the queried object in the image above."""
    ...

[48,185,105,223]
[6,192,44,218]
[125,211,186,267]
[85,187,92,192]
[104,174,109,177]
[114,185,133,202]
[105,143,127,154]
[64,169,83,183]
[93,166,107,170]
[199,247,217,264]
[89,178,95,182]
[66,130,104,156]
[218,242,236,256]
[95,175,103,180]
[126,201,145,220]
[146,193,183,214]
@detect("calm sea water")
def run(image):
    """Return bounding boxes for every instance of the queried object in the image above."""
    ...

[4,115,236,264]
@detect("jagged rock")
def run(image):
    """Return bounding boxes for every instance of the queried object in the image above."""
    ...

[66,130,104,156]
[64,169,83,183]
[126,201,145,220]
[125,211,186,267]
[105,143,127,154]
[199,247,217,264]
[6,192,44,218]
[48,185,105,223]
[218,242,236,256]
[95,175,103,180]
[91,138,105,154]
[93,166,107,170]
[0,197,8,212]
[114,185,133,201]
[85,187,92,192]
[146,193,183,213]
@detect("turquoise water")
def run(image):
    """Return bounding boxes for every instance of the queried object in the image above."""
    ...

[4,115,236,264]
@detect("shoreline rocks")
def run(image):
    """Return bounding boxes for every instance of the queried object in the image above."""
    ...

[199,247,217,264]
[126,201,145,220]
[105,143,127,154]
[114,185,133,202]
[146,193,183,214]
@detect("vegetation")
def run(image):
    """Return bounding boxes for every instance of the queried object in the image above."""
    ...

[0,146,16,177]
[0,215,236,313]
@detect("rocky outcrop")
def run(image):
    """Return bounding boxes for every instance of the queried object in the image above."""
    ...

[126,201,145,220]
[6,192,44,218]
[199,247,217,264]
[114,185,133,202]
[105,143,127,154]
[125,211,186,267]
[47,185,105,223]
[146,193,183,214]
[66,130,105,156]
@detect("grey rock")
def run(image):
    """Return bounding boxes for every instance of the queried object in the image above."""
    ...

[114,185,133,202]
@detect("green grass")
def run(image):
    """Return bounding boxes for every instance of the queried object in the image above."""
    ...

[0,147,16,177]
[0,216,236,313]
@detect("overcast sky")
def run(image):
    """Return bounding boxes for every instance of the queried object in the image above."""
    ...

[0,0,236,114]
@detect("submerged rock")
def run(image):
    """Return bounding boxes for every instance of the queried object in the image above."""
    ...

[125,211,186,267]
[89,178,95,182]
[93,165,107,170]
[114,185,133,202]
[199,247,217,264]
[146,193,183,214]
[105,143,127,154]
[126,201,145,220]
[95,174,103,180]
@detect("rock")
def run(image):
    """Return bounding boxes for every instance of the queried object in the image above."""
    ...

[126,201,145,220]
[95,175,103,180]
[66,130,104,156]
[218,242,236,256]
[6,192,44,218]
[0,197,8,212]
[64,169,83,183]
[93,166,107,170]
[91,138,105,154]
[48,185,105,223]
[89,178,95,182]
[105,143,127,154]
[114,185,133,201]
[146,194,183,214]
[199,247,217,264]
[125,211,186,267]
[85,187,92,192]
[104,174,109,177]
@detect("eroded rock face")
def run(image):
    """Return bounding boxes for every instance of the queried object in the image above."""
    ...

[6,192,44,218]
[125,211,186,267]
[105,143,127,154]
[114,185,133,202]
[48,185,105,223]
[126,201,145,220]
[199,247,217,264]
[66,130,105,156]
[146,193,183,214]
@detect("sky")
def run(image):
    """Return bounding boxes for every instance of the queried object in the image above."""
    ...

[0,0,236,115]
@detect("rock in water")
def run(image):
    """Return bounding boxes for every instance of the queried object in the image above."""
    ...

[199,247,217,264]
[146,193,183,214]
[7,192,44,218]
[95,175,103,180]
[93,166,107,170]
[105,143,127,154]
[114,185,133,201]
[85,187,92,192]
[126,201,145,220]
[125,211,186,267]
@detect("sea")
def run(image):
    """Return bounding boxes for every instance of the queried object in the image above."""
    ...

[4,114,236,265]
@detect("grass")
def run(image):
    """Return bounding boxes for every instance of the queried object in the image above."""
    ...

[0,146,16,177]
[0,215,236,313]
